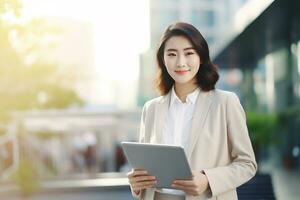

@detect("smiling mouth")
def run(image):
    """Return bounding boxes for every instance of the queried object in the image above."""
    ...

[175,70,190,74]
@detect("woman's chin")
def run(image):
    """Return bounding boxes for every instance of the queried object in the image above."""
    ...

[173,78,193,84]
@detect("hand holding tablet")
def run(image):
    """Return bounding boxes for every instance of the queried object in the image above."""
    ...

[122,142,193,189]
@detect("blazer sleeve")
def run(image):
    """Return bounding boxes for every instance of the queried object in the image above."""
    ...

[139,103,147,143]
[203,92,257,197]
[130,103,147,199]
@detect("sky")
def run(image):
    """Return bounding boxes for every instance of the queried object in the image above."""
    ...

[21,0,150,108]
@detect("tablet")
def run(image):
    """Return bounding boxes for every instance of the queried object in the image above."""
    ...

[121,142,193,188]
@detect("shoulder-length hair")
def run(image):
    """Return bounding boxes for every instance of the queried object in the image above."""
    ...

[156,22,219,95]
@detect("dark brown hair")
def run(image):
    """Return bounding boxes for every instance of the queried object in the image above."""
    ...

[156,22,219,95]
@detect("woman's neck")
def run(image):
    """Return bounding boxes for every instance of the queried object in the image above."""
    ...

[174,82,198,103]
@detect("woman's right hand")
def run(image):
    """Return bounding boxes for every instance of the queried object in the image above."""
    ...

[127,169,157,196]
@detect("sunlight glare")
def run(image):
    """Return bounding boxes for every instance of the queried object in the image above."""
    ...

[21,0,150,106]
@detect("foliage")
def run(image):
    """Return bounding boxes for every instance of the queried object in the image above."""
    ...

[11,158,40,196]
[246,107,300,167]
[278,106,300,127]
[0,125,6,135]
[0,0,84,122]
[33,130,60,139]
[0,0,22,16]
[246,112,279,156]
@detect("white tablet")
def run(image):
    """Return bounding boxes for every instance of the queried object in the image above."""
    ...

[121,142,193,188]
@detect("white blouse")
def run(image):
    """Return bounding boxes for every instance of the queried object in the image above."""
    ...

[159,86,200,195]
[163,86,200,151]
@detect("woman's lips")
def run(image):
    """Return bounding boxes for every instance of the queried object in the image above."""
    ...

[175,70,190,74]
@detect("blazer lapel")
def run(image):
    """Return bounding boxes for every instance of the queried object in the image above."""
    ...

[153,93,171,143]
[186,90,215,161]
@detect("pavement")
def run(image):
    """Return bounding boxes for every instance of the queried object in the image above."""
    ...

[259,153,300,200]
[1,156,299,200]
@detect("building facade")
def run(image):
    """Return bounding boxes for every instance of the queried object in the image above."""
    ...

[138,0,249,106]
[213,0,300,167]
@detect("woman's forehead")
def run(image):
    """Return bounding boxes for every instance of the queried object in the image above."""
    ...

[164,35,194,50]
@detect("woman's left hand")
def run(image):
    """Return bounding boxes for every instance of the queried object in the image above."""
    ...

[171,171,209,196]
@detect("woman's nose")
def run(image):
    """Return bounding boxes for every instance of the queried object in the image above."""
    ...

[177,54,186,67]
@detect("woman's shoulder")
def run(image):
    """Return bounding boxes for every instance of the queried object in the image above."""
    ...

[143,95,165,108]
[213,89,240,104]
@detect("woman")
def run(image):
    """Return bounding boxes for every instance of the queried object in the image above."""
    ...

[127,22,257,200]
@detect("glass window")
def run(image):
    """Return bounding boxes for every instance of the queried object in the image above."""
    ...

[191,9,215,27]
[254,48,289,112]
[151,0,180,7]
[151,10,179,35]
[292,41,300,101]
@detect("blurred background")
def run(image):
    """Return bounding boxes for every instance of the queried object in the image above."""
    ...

[0,0,299,199]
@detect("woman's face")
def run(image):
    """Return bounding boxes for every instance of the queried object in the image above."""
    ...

[163,35,201,85]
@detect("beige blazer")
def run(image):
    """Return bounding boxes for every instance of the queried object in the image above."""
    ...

[132,89,257,200]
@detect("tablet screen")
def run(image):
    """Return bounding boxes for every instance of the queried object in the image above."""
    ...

[122,142,193,188]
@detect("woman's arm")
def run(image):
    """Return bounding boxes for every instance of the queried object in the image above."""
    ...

[203,92,257,197]
[128,103,149,199]
[138,103,147,143]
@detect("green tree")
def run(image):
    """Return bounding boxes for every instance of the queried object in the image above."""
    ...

[0,0,84,122]
[11,158,40,199]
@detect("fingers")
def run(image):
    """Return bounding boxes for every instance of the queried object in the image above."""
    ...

[127,169,157,191]
[172,183,194,191]
[172,180,200,196]
[131,180,157,190]
[127,169,148,178]
[129,175,156,185]
[131,175,156,183]
[173,180,197,187]
[172,185,200,195]
[171,183,199,196]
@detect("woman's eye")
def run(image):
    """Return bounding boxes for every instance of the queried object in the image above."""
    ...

[186,52,194,56]
[167,53,176,57]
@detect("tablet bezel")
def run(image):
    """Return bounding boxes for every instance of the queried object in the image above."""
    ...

[121,142,193,189]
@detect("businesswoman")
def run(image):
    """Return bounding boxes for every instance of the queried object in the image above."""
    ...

[127,22,257,200]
